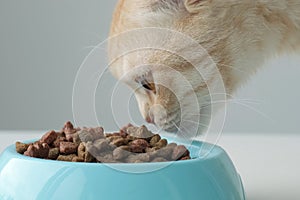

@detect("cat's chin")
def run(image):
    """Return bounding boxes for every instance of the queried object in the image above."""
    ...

[158,119,181,133]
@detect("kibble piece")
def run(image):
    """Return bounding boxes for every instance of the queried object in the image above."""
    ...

[145,146,160,153]
[151,157,168,162]
[57,154,77,162]
[84,141,97,162]
[172,145,190,160]
[110,137,128,147]
[37,142,50,158]
[48,148,59,160]
[97,153,118,163]
[63,121,76,134]
[129,139,149,153]
[56,131,65,138]
[119,124,132,138]
[89,127,105,140]
[72,132,82,144]
[130,145,144,153]
[78,143,86,158]
[180,156,191,160]
[65,133,74,142]
[72,156,84,162]
[151,146,174,160]
[108,143,117,151]
[131,139,149,149]
[78,130,94,143]
[166,143,177,149]
[24,142,49,159]
[126,134,137,141]
[126,155,140,163]
[85,141,100,157]
[135,153,150,162]
[127,125,153,139]
[150,134,161,146]
[84,151,96,162]
[78,127,105,142]
[15,142,30,154]
[40,130,58,145]
[24,145,34,157]
[126,153,150,163]
[113,146,131,160]
[108,135,122,142]
[59,142,78,154]
[120,123,133,134]
[53,136,67,148]
[119,131,128,138]
[154,139,168,148]
[93,139,111,152]
[106,133,121,138]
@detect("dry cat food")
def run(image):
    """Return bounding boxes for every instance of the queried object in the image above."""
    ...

[15,122,191,163]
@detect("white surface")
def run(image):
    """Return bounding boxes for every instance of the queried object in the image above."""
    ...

[219,133,300,200]
[0,131,299,200]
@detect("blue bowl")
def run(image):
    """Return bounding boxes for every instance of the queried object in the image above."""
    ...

[0,137,245,200]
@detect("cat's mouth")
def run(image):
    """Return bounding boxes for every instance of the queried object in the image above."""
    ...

[156,110,181,133]
[153,106,205,136]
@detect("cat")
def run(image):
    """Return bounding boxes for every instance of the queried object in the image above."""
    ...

[108,0,300,137]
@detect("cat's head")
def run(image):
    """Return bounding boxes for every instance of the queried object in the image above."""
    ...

[108,0,243,136]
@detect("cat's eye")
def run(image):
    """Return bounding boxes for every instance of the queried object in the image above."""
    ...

[141,80,156,93]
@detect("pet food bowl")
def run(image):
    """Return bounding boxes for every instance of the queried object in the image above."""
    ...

[0,135,245,200]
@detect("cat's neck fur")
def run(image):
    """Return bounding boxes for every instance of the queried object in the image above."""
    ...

[109,0,300,93]
[218,0,300,92]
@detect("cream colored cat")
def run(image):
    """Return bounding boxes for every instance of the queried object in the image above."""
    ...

[108,0,300,136]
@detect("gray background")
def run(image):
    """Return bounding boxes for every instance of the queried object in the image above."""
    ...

[0,0,299,133]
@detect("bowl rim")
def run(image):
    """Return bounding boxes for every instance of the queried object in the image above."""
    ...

[1,135,224,167]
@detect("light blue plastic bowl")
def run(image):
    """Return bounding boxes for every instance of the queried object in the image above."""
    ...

[0,136,245,200]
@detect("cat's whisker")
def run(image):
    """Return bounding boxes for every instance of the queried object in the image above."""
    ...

[183,113,210,117]
[168,113,179,125]
[230,99,261,105]
[177,125,196,140]
[229,101,273,121]
[202,93,263,104]
[201,98,262,108]
[201,100,273,121]
[172,122,191,141]
[181,113,211,121]
[171,121,181,131]
[181,119,210,128]
[177,122,205,139]
[204,92,263,103]
[217,63,248,73]
[201,99,261,107]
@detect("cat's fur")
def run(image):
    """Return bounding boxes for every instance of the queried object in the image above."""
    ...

[108,0,300,135]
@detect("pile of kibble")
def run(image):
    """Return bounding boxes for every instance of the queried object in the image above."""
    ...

[15,122,191,163]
